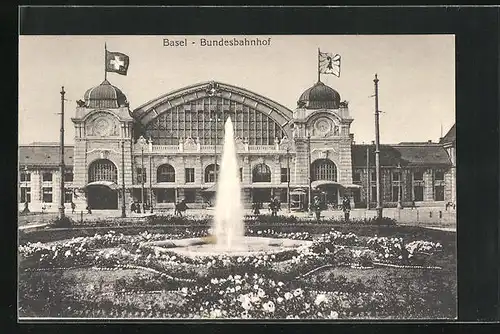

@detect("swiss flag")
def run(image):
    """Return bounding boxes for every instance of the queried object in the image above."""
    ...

[106,50,130,75]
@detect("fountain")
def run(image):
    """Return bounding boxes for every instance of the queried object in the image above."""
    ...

[142,118,311,257]
[213,117,245,251]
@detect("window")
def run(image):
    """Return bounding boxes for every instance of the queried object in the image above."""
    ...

[434,186,445,201]
[184,189,196,203]
[20,187,31,203]
[353,189,361,203]
[253,188,271,203]
[205,164,220,183]
[136,167,147,183]
[413,171,424,181]
[185,168,195,183]
[64,171,74,182]
[353,171,361,183]
[64,189,73,203]
[392,172,400,182]
[371,186,377,201]
[156,189,175,203]
[311,159,337,181]
[280,168,290,183]
[252,163,271,182]
[280,190,288,204]
[42,187,53,203]
[371,171,376,182]
[414,185,424,201]
[239,167,243,182]
[42,172,53,182]
[89,159,117,183]
[157,164,175,182]
[435,170,444,181]
[392,186,399,202]
[20,172,31,182]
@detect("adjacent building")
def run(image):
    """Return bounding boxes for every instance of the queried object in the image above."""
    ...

[18,79,456,212]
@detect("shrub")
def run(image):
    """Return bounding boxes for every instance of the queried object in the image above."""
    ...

[51,216,74,228]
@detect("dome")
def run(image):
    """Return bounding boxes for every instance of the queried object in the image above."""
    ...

[297,81,341,109]
[83,79,128,109]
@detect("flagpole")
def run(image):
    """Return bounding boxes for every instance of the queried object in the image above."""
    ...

[317,48,321,82]
[104,43,107,81]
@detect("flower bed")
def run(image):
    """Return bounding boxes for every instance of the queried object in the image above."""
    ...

[18,226,454,319]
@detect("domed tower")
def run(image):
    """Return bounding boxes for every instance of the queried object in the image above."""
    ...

[292,80,355,207]
[71,79,135,210]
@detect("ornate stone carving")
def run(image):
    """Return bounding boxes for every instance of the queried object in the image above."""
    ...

[184,137,196,150]
[87,115,119,137]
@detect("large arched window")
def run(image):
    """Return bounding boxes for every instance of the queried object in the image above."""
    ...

[205,164,220,183]
[252,163,271,183]
[157,164,175,182]
[144,96,286,145]
[311,159,337,182]
[88,159,118,183]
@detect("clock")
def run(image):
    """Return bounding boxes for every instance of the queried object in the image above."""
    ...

[315,118,332,135]
[93,117,112,136]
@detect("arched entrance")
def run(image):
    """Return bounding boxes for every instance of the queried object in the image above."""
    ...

[311,159,339,208]
[87,184,118,209]
[87,159,119,210]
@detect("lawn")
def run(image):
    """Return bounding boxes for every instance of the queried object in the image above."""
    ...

[18,218,456,319]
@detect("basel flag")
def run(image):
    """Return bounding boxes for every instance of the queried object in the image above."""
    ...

[106,50,130,75]
[319,51,341,77]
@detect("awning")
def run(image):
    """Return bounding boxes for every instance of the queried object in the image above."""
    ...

[202,184,218,192]
[86,181,119,190]
[311,180,342,189]
[343,184,363,189]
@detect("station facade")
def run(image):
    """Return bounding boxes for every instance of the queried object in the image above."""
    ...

[18,79,456,212]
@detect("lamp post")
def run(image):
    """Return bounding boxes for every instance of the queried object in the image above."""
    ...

[58,86,66,219]
[149,138,153,213]
[373,74,383,220]
[121,140,126,218]
[307,129,312,214]
[138,136,147,213]
[286,146,291,213]
[397,163,403,209]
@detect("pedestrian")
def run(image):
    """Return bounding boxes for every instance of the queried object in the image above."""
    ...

[175,199,188,217]
[410,200,416,210]
[342,196,351,222]
[130,202,137,213]
[71,201,76,214]
[312,196,322,222]
[22,200,30,214]
[269,200,277,217]
[86,204,92,214]
[252,201,261,215]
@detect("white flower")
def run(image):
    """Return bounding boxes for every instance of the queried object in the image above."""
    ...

[262,301,276,313]
[211,278,219,284]
[258,278,264,284]
[284,292,293,300]
[314,294,327,305]
[304,303,310,309]
[237,257,243,263]
[257,289,266,298]
[181,287,188,295]
[293,288,303,297]
[277,281,284,287]
[276,297,284,304]
[329,311,339,319]
[253,284,259,290]
[234,275,241,280]
[235,285,241,291]
[241,299,252,310]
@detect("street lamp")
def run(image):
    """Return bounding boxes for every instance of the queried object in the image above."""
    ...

[306,129,312,214]
[148,137,153,214]
[397,162,403,209]
[138,135,148,213]
[286,146,291,213]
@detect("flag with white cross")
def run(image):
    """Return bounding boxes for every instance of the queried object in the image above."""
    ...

[105,50,130,75]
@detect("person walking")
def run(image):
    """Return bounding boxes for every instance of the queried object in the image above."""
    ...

[71,201,76,214]
[86,204,92,214]
[312,196,322,222]
[175,199,188,217]
[252,201,261,215]
[21,200,30,214]
[130,202,137,213]
[342,196,351,222]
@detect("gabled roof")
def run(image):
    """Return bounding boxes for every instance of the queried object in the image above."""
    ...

[440,124,456,144]
[352,143,452,167]
[19,144,74,167]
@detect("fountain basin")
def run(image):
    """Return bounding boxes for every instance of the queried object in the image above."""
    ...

[142,236,312,259]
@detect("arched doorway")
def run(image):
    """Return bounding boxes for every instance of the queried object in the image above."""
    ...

[311,159,339,207]
[87,159,118,209]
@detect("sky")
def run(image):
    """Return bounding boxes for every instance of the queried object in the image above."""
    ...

[19,35,455,145]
